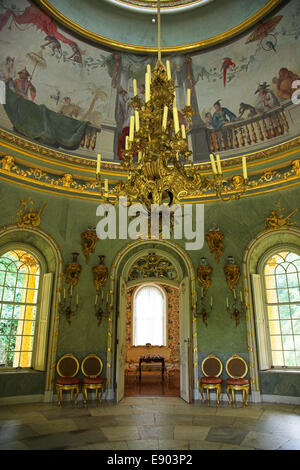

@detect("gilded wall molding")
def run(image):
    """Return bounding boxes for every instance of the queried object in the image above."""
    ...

[0,153,299,202]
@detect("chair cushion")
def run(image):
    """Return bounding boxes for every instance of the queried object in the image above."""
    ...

[200,376,222,384]
[57,377,80,385]
[226,378,249,386]
[82,377,105,384]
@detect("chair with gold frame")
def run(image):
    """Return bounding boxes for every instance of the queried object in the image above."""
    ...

[225,354,249,407]
[200,354,223,407]
[56,353,80,407]
[81,353,105,406]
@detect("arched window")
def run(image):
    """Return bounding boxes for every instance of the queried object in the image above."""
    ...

[133,284,166,346]
[0,247,51,370]
[263,251,300,368]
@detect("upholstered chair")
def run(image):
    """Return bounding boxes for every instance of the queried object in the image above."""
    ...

[56,353,80,407]
[81,354,105,406]
[200,354,223,407]
[225,354,249,407]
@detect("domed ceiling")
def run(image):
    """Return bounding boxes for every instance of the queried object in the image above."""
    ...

[0,0,299,203]
[36,0,282,51]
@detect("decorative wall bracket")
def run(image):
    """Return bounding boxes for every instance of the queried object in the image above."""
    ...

[196,257,213,326]
[81,226,99,263]
[205,224,224,263]
[59,252,81,324]
[93,255,109,326]
[224,256,244,327]
[264,200,298,232]
[65,252,82,293]
[16,197,46,228]
[224,256,240,293]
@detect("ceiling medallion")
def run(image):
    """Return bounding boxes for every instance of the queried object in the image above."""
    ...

[107,0,211,11]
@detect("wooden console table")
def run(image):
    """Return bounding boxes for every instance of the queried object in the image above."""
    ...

[139,356,165,381]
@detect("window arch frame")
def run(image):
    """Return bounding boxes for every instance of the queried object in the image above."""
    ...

[257,243,300,371]
[132,282,167,347]
[0,242,49,371]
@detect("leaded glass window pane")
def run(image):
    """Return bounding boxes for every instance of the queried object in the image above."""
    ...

[264,251,300,368]
[0,250,40,368]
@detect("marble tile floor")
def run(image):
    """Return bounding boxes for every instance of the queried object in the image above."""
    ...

[0,397,300,450]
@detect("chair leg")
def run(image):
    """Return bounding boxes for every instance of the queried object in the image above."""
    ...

[200,385,204,403]
[226,385,231,406]
[74,386,79,406]
[243,387,249,407]
[216,385,220,407]
[83,386,87,407]
[206,388,210,406]
[232,388,236,407]
[99,386,104,406]
[57,386,62,407]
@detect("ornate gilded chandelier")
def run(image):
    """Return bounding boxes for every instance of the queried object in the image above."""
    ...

[95,1,250,208]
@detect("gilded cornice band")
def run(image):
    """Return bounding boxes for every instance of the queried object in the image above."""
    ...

[35,0,283,53]
[1,152,299,202]
[1,128,300,176]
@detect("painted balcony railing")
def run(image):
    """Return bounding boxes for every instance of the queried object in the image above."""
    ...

[80,124,101,151]
[207,105,290,153]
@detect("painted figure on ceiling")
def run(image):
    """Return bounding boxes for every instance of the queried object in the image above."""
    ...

[273,67,300,100]
[254,82,280,112]
[212,100,237,130]
[13,67,36,101]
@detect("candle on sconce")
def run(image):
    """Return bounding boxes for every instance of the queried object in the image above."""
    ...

[133,78,138,97]
[187,88,191,107]
[147,64,151,77]
[95,294,98,305]
[162,106,168,131]
[76,294,79,306]
[166,60,171,80]
[233,288,236,299]
[125,136,129,150]
[70,285,73,296]
[173,92,176,108]
[96,154,101,174]
[242,156,248,180]
[216,154,222,174]
[138,151,142,162]
[226,297,229,308]
[181,124,186,140]
[209,154,217,175]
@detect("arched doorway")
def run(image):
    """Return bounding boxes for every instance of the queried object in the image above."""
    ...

[105,240,198,404]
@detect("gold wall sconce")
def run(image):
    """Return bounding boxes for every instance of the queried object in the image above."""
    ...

[93,255,109,325]
[81,226,99,264]
[224,256,245,327]
[197,257,213,326]
[205,224,224,263]
[59,252,81,324]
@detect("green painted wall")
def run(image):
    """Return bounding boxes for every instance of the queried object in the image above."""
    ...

[0,179,299,398]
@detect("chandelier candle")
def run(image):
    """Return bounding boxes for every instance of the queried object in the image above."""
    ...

[96,154,101,174]
[162,106,168,130]
[216,154,222,174]
[209,154,217,174]
[242,157,248,180]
